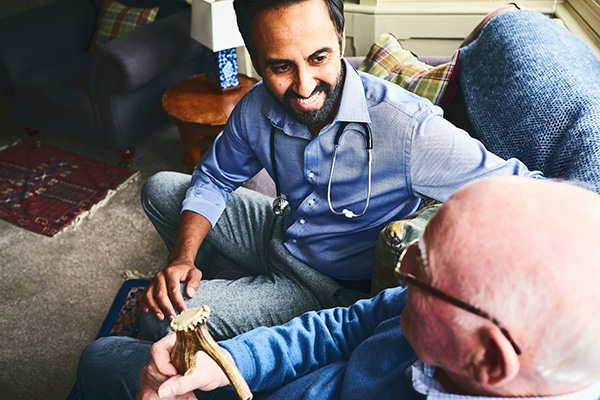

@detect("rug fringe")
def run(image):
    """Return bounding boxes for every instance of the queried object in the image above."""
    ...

[0,140,22,152]
[56,170,141,236]
[122,269,156,280]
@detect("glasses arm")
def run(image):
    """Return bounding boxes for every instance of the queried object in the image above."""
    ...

[398,272,522,355]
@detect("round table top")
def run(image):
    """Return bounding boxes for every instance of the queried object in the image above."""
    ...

[162,73,258,126]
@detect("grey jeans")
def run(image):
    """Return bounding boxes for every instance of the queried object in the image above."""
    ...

[139,171,370,342]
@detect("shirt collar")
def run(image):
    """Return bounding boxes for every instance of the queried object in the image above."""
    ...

[335,58,371,125]
[260,57,371,136]
[410,361,600,400]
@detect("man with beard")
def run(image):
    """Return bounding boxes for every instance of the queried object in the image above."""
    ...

[134,0,541,344]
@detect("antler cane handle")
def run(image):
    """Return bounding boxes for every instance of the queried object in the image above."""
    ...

[170,305,253,400]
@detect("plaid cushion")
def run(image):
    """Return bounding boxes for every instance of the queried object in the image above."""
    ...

[372,203,441,295]
[91,0,159,50]
[358,33,459,107]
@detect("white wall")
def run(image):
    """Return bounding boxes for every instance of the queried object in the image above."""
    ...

[343,0,599,59]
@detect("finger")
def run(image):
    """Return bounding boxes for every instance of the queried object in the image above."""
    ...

[157,352,229,398]
[151,273,177,322]
[138,289,150,314]
[143,287,162,321]
[141,280,162,319]
[184,268,203,299]
[157,373,206,399]
[150,333,179,377]
[138,365,163,400]
[165,270,188,315]
[136,366,154,400]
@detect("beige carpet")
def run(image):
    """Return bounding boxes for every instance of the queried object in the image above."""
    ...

[0,105,187,399]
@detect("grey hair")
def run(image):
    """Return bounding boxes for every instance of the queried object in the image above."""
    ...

[448,263,600,386]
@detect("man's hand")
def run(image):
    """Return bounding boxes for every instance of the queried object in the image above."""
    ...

[137,333,231,400]
[139,210,212,321]
[139,260,203,322]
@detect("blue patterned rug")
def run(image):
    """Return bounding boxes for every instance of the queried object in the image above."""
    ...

[66,279,150,400]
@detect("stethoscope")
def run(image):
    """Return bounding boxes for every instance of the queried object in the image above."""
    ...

[270,122,373,218]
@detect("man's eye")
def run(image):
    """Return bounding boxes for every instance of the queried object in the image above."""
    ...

[272,64,291,74]
[312,55,327,64]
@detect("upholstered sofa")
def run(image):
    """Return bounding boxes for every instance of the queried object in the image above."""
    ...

[0,0,206,164]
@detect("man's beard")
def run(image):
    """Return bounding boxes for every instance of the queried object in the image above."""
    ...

[280,70,344,127]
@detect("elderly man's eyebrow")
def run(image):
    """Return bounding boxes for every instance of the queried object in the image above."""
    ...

[264,47,334,68]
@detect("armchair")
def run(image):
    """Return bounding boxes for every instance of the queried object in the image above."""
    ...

[0,0,206,165]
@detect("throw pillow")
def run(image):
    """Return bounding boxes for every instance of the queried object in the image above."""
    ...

[359,33,459,108]
[91,0,159,50]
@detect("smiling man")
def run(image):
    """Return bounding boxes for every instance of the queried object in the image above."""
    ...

[130,0,540,346]
[248,0,345,134]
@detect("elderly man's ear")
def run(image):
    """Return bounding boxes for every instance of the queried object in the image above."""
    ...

[469,326,520,387]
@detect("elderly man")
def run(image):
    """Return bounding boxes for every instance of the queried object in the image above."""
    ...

[78,176,600,399]
[136,0,540,343]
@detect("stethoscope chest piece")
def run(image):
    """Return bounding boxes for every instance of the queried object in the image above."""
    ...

[272,196,290,216]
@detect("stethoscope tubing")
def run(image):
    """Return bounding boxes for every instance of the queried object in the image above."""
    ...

[271,122,373,218]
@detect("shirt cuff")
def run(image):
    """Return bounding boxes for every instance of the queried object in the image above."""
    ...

[182,185,228,226]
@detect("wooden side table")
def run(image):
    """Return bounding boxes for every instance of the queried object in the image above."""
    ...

[162,73,258,173]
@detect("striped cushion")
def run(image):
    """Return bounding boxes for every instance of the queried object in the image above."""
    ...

[358,33,459,107]
[91,0,159,50]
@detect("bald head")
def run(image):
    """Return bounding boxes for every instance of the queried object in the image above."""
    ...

[422,177,600,393]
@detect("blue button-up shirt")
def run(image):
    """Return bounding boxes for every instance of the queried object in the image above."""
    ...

[411,362,600,400]
[183,59,542,280]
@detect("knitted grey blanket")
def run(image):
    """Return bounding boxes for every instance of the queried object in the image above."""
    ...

[459,10,600,194]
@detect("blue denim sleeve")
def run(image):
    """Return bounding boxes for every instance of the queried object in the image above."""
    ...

[219,286,407,392]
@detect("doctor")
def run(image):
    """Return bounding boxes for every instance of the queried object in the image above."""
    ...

[136,0,541,342]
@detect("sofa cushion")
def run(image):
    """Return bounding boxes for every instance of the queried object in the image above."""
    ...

[358,33,459,109]
[13,52,96,129]
[91,0,159,50]
[372,202,441,294]
[90,0,188,19]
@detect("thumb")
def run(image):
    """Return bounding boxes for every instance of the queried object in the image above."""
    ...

[157,375,197,399]
[158,352,231,398]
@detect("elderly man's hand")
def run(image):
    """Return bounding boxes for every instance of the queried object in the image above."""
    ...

[137,333,230,400]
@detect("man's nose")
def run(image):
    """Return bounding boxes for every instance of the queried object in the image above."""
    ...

[294,65,316,98]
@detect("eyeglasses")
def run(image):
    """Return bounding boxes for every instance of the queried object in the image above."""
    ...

[395,239,521,355]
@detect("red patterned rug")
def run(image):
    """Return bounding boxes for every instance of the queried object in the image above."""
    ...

[0,141,139,236]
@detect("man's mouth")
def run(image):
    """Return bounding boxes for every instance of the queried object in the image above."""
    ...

[295,91,320,105]
[279,77,340,127]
